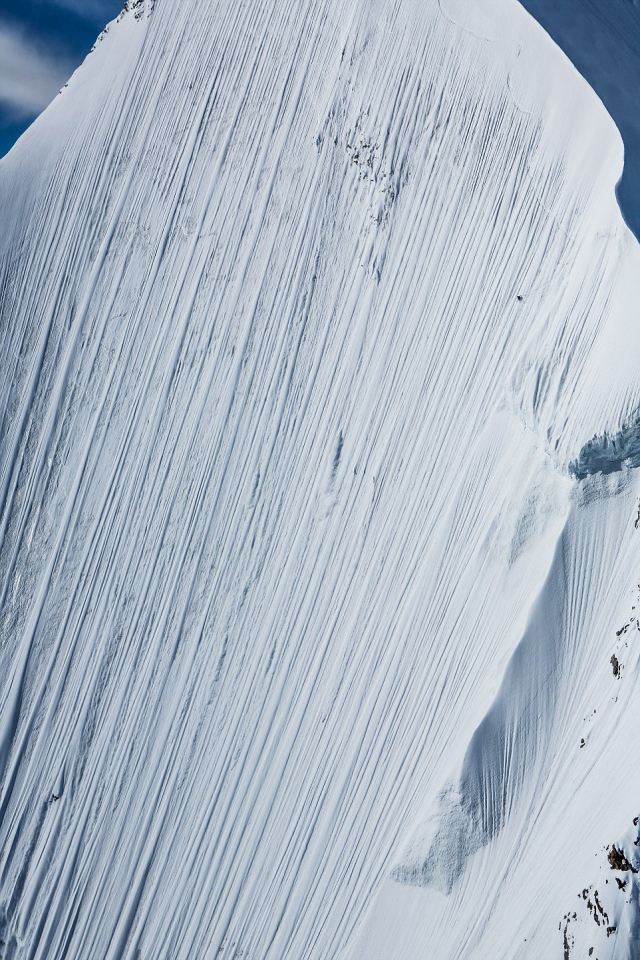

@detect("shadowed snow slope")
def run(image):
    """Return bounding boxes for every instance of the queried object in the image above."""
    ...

[1,1,640,958]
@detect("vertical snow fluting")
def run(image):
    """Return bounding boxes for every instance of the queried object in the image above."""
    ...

[1,1,640,957]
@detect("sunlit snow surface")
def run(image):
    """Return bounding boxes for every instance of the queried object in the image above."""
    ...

[2,1,640,958]
[519,0,640,240]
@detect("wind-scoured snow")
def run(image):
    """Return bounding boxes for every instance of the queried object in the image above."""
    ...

[519,0,640,239]
[1,1,640,959]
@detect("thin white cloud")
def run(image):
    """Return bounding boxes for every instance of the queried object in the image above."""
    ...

[0,22,74,121]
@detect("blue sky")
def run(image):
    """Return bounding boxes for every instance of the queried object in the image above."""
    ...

[0,0,123,157]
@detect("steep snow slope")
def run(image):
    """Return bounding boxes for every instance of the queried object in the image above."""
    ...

[519,0,640,239]
[1,1,640,958]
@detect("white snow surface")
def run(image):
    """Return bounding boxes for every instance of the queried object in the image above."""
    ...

[1,0,640,958]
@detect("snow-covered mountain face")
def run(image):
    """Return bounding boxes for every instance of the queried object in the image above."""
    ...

[1,1,640,958]
[520,0,640,240]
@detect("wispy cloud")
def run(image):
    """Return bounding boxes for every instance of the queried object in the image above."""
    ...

[0,21,74,122]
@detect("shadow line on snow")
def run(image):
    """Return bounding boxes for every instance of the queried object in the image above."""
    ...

[393,526,569,893]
